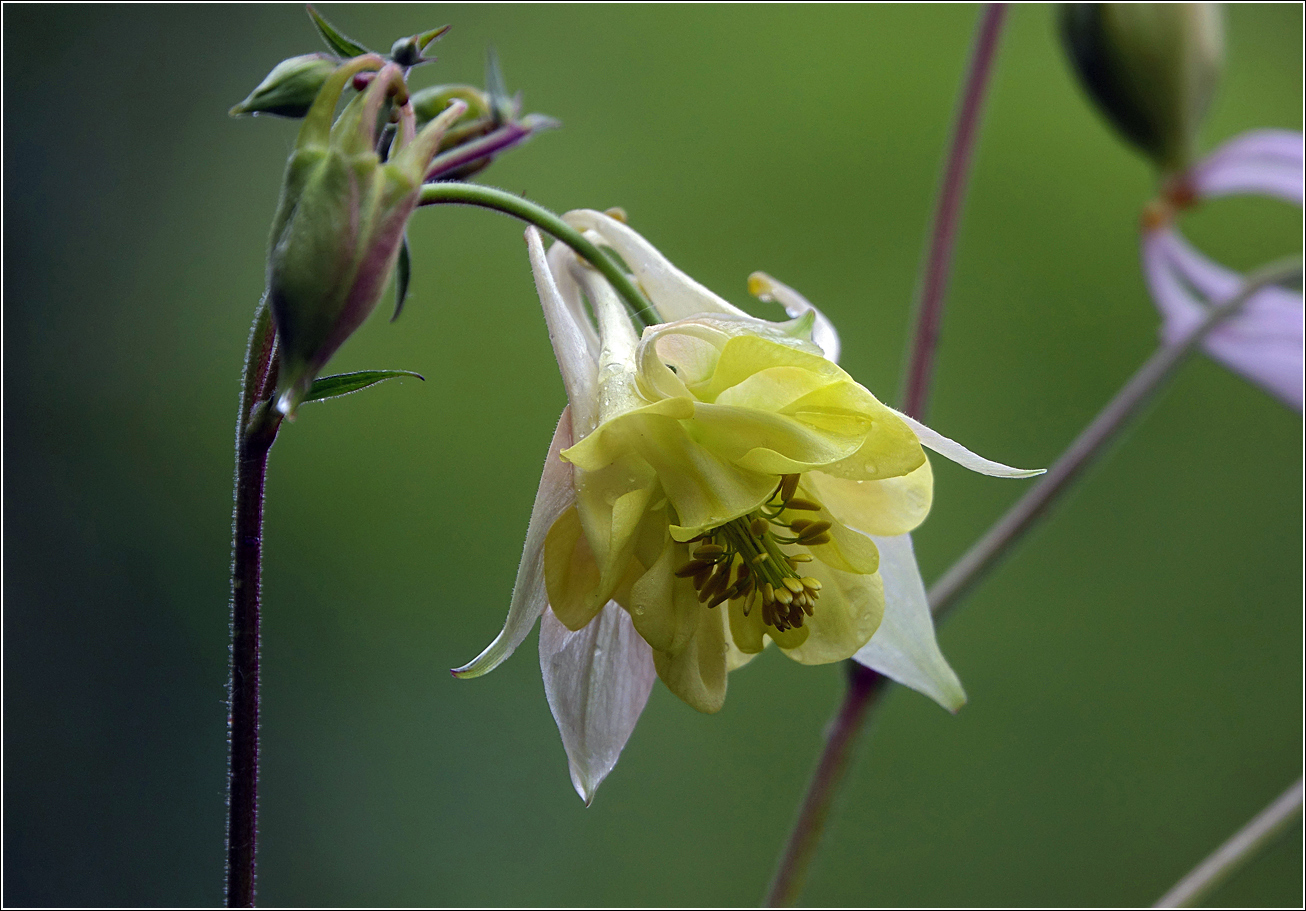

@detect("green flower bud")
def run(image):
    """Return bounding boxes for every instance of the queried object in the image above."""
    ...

[390,24,451,68]
[1060,3,1224,172]
[267,56,468,416]
[229,53,339,119]
[411,84,491,127]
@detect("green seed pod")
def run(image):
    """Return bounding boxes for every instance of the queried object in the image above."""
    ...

[229,53,340,119]
[1060,3,1224,172]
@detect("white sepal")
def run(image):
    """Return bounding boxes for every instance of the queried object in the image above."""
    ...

[540,601,656,805]
[894,411,1045,478]
[452,409,576,678]
[527,228,600,435]
[854,533,966,713]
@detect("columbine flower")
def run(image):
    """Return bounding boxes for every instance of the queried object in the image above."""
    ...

[1141,129,1304,410]
[454,211,1040,802]
[266,55,467,417]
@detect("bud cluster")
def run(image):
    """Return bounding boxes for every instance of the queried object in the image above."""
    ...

[230,7,557,416]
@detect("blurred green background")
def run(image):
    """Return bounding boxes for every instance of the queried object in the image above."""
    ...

[4,4,1301,906]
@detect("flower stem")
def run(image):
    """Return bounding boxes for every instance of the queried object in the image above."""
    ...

[900,2,1008,421]
[227,296,282,908]
[764,665,888,907]
[1154,778,1304,908]
[767,256,1300,906]
[928,256,1302,622]
[417,182,657,328]
[766,9,1008,905]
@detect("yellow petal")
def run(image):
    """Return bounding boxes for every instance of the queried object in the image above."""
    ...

[626,536,701,655]
[689,402,867,476]
[695,335,841,404]
[808,457,934,538]
[727,597,766,655]
[816,400,926,481]
[652,604,729,713]
[779,563,884,665]
[544,507,604,631]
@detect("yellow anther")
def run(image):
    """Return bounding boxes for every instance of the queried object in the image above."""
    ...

[782,577,804,594]
[750,517,769,537]
[604,206,628,223]
[800,577,822,592]
[761,582,776,605]
[675,559,711,578]
[805,533,832,545]
[789,519,814,533]
[773,586,793,606]
[779,474,800,503]
[695,544,725,559]
[789,554,814,563]
[785,498,821,511]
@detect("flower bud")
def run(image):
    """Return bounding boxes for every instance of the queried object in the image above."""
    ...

[1060,3,1224,171]
[390,24,451,68]
[266,56,468,416]
[229,53,339,119]
[410,84,491,128]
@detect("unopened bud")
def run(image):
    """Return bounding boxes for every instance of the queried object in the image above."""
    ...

[1060,3,1224,172]
[230,53,339,119]
[411,84,491,128]
[390,24,451,68]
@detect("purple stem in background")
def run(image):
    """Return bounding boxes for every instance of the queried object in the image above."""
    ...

[900,3,1008,421]
[764,7,1008,906]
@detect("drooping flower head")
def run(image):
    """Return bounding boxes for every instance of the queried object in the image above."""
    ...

[455,211,1040,802]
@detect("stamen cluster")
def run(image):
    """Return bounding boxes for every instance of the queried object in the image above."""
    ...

[674,474,828,633]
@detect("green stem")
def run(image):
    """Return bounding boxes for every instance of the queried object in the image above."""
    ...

[928,256,1302,622]
[418,182,657,328]
[1154,778,1304,908]
[766,256,1301,907]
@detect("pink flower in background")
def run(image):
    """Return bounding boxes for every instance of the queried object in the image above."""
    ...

[1141,129,1304,410]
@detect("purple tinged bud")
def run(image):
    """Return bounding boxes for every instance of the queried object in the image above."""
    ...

[266,55,468,416]
[229,53,340,119]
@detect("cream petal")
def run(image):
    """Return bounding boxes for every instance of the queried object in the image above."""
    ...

[540,602,656,805]
[626,536,701,655]
[527,229,599,435]
[853,533,966,712]
[893,411,1044,478]
[652,603,729,713]
[809,458,934,538]
[453,409,575,677]
[747,271,842,363]
[543,505,604,631]
[564,209,752,322]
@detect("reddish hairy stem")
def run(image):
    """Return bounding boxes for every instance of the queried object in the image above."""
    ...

[227,298,281,907]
